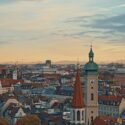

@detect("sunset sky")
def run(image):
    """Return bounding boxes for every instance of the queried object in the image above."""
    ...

[0,0,125,63]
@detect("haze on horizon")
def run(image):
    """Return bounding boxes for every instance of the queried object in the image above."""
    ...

[0,0,125,64]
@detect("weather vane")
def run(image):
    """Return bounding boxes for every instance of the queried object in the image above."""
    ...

[90,41,93,49]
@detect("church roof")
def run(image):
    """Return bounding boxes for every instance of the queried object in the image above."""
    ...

[0,78,24,87]
[72,67,85,108]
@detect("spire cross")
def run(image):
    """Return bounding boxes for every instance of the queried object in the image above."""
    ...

[90,41,93,49]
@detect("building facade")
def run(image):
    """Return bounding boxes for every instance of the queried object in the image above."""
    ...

[99,95,125,118]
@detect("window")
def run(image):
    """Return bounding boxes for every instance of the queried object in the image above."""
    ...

[90,80,95,84]
[91,116,94,123]
[77,111,80,121]
[73,110,75,121]
[90,57,93,62]
[82,111,84,120]
[91,93,94,101]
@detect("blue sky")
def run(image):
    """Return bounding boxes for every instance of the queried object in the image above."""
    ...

[0,0,125,63]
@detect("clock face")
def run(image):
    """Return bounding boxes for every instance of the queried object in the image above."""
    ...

[90,80,95,84]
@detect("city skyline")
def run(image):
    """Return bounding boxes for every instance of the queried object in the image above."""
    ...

[0,0,125,63]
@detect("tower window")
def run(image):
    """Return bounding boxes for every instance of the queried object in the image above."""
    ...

[77,111,80,121]
[91,93,94,101]
[91,116,94,123]
[82,111,84,120]
[73,110,75,121]
[90,57,93,62]
[90,80,94,84]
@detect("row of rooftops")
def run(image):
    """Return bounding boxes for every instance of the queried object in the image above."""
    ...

[98,95,124,106]
[0,87,125,124]
[1,92,125,107]
[1,96,124,124]
[93,115,119,125]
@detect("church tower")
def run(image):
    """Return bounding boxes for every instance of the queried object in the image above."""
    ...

[13,69,18,80]
[70,64,85,125]
[84,47,98,125]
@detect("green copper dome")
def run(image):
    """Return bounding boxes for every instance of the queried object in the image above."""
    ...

[84,61,98,71]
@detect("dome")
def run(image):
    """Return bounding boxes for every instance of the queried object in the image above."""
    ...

[84,61,98,71]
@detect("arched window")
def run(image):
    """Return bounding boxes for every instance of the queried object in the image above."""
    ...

[77,111,80,121]
[82,111,84,120]
[91,93,94,101]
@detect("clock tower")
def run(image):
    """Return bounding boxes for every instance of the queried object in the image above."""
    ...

[84,46,98,125]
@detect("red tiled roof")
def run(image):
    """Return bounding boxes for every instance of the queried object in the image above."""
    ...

[0,78,24,87]
[0,66,8,74]
[0,65,7,70]
[99,95,122,102]
[72,68,85,108]
[119,88,125,95]
[43,74,60,76]
[93,116,108,125]
[93,116,117,125]
[114,74,125,85]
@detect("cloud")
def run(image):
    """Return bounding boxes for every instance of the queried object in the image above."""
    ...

[0,0,45,4]
[92,14,125,32]
[0,41,10,44]
[98,4,125,13]
[0,0,125,63]
[63,7,125,45]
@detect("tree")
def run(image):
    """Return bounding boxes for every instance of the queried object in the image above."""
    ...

[15,115,40,125]
[0,117,9,125]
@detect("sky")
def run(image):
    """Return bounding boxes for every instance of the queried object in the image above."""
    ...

[0,0,125,64]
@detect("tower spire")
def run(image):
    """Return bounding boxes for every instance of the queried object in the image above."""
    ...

[89,44,94,62]
[70,64,85,125]
[72,64,85,108]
